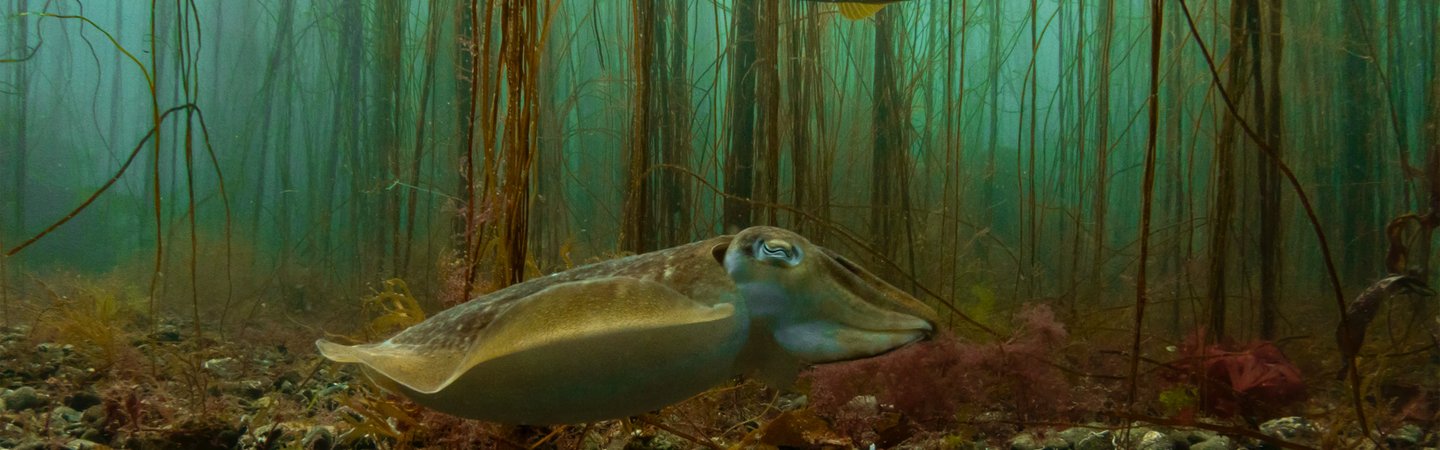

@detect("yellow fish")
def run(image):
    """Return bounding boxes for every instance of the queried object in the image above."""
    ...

[802,0,905,20]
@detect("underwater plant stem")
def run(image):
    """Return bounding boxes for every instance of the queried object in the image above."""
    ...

[1127,0,1162,417]
[1177,0,1368,439]
[147,0,164,328]
[5,105,198,258]
[402,0,442,276]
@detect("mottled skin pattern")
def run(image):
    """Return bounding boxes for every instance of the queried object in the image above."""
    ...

[318,226,937,424]
[386,235,738,354]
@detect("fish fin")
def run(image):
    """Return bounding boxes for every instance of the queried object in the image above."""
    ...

[836,3,887,20]
[317,277,736,395]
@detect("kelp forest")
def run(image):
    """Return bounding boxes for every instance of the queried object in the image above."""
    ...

[1,0,1439,448]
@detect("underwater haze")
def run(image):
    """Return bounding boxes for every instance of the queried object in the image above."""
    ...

[1,0,1438,448]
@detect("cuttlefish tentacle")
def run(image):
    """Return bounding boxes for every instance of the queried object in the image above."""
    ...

[316,227,938,425]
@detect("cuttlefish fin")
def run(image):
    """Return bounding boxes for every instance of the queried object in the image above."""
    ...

[317,277,736,395]
[836,3,888,20]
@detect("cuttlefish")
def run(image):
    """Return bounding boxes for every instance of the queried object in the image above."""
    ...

[802,0,907,20]
[316,226,937,425]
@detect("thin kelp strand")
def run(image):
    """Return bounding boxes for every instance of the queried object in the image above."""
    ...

[5,104,199,258]
[1177,0,1367,441]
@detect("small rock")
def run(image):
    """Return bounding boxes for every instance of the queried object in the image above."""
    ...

[221,380,266,399]
[1010,432,1067,450]
[64,439,101,450]
[1259,416,1319,442]
[1189,436,1234,450]
[12,439,59,450]
[302,425,336,449]
[315,382,348,399]
[51,406,82,424]
[79,427,105,443]
[2,386,48,411]
[1174,428,1221,445]
[63,391,102,411]
[624,432,680,450]
[149,324,182,342]
[203,357,242,379]
[1010,432,1042,450]
[1136,430,1174,450]
[775,393,807,411]
[80,405,106,425]
[274,369,303,388]
[1060,426,1115,450]
[246,422,308,447]
[1386,424,1423,448]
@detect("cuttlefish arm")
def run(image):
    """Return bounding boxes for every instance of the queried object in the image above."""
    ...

[316,276,746,424]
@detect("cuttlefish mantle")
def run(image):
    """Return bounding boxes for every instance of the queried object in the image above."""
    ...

[316,226,938,425]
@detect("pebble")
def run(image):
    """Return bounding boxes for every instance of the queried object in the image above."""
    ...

[1190,436,1234,450]
[12,439,60,450]
[273,369,303,388]
[51,406,82,424]
[1259,416,1319,444]
[302,425,336,449]
[245,421,309,447]
[64,439,101,450]
[203,357,242,379]
[1009,432,1068,450]
[149,325,182,342]
[1136,430,1174,450]
[1059,426,1114,450]
[315,382,348,399]
[2,386,48,411]
[1386,424,1424,448]
[62,391,102,411]
[80,405,106,425]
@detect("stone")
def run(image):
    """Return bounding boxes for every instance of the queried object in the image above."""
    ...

[302,425,336,449]
[62,391,101,411]
[1060,426,1115,450]
[203,357,242,379]
[80,405,106,425]
[1010,432,1069,450]
[315,382,348,399]
[79,427,105,442]
[274,369,303,388]
[1057,426,1115,450]
[246,422,309,448]
[1386,424,1423,448]
[219,380,266,399]
[1010,432,1042,450]
[12,439,60,450]
[1259,416,1319,442]
[64,439,101,450]
[2,386,48,411]
[1189,436,1234,450]
[1135,430,1174,450]
[51,406,82,424]
[149,324,182,342]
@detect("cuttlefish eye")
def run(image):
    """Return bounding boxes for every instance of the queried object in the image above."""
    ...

[753,239,802,267]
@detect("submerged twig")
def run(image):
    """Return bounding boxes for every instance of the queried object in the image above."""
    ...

[1177,0,1365,439]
